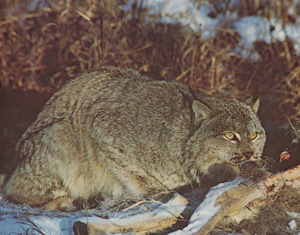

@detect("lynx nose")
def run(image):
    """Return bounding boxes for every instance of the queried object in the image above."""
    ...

[243,151,254,160]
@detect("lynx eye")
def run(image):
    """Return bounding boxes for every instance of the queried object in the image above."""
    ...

[224,132,237,141]
[250,132,258,140]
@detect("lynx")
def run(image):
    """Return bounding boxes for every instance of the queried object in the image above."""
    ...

[3,66,266,210]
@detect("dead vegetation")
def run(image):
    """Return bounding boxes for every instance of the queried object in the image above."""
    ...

[208,186,300,235]
[0,0,299,121]
[239,186,300,235]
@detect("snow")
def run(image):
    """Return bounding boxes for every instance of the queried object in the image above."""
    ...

[0,202,81,234]
[124,0,300,57]
[289,219,297,232]
[234,16,300,56]
[124,0,219,39]
[288,211,300,219]
[234,16,270,47]
[169,178,243,234]
[29,216,75,234]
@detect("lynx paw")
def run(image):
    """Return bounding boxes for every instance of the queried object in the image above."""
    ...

[43,196,74,211]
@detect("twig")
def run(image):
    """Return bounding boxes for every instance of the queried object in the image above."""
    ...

[150,198,184,219]
[122,200,147,212]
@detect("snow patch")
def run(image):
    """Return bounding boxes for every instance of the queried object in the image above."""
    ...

[289,219,297,232]
[169,178,243,234]
[123,0,300,57]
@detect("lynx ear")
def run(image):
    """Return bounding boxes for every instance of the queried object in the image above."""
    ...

[245,97,260,113]
[192,100,212,126]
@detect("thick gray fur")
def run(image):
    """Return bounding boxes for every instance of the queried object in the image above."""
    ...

[3,66,266,210]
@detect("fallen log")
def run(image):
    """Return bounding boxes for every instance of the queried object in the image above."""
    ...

[77,193,191,234]
[172,165,300,235]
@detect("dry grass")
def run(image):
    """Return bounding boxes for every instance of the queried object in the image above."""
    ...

[0,0,299,122]
[208,185,300,235]
[238,186,300,235]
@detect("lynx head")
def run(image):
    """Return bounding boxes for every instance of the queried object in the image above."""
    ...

[185,97,266,183]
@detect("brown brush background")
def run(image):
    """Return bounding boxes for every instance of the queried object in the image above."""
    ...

[0,1,299,172]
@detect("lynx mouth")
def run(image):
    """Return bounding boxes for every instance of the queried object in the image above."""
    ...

[230,153,260,166]
[229,154,245,165]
